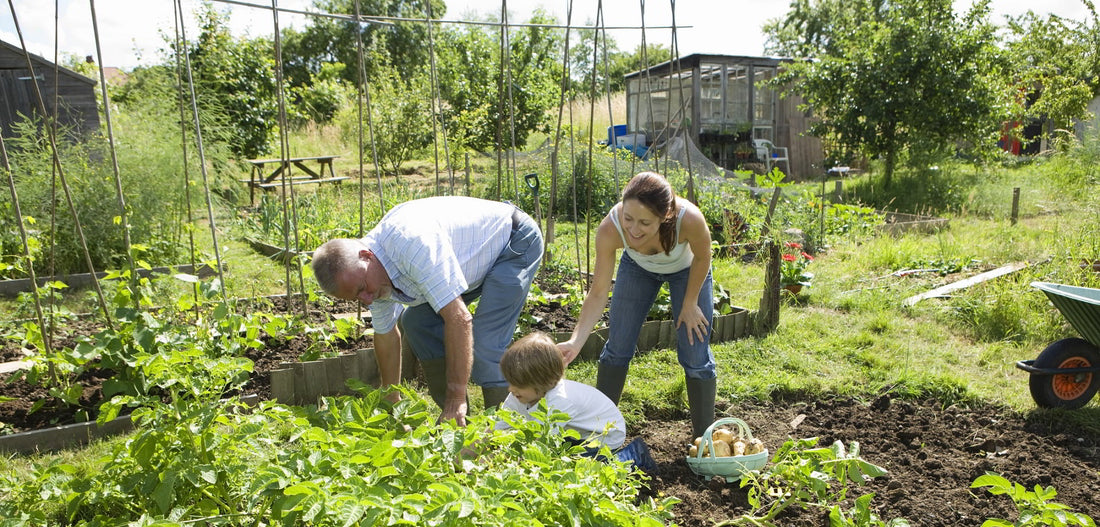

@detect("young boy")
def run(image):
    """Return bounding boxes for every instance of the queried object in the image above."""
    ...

[495,331,626,450]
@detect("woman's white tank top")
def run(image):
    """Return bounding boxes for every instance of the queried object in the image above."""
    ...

[609,200,695,274]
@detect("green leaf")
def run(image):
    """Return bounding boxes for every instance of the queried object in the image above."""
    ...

[131,432,161,469]
[151,469,178,513]
[303,495,325,522]
[849,459,889,484]
[971,473,1011,493]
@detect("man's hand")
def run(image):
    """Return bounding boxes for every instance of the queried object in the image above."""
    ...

[438,398,468,427]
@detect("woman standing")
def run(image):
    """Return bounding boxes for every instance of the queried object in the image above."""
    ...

[557,171,717,438]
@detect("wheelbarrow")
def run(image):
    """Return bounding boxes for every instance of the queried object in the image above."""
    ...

[1015,282,1100,409]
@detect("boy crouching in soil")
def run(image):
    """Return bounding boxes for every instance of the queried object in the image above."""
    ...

[496,331,626,450]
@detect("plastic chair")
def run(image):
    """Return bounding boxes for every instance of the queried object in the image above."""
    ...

[753,139,790,175]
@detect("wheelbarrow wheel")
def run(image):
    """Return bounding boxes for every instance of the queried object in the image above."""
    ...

[1028,338,1100,409]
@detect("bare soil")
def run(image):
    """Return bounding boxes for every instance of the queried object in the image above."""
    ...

[640,397,1100,526]
[3,292,1099,526]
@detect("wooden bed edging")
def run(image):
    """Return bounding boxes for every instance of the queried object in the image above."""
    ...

[0,394,259,456]
[268,307,754,406]
[0,263,222,297]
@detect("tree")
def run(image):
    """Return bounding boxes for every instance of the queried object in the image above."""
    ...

[433,8,564,151]
[288,62,355,125]
[282,0,446,87]
[185,2,279,159]
[566,25,617,98]
[1003,7,1100,149]
[349,65,432,180]
[569,30,672,95]
[765,0,1007,186]
[607,43,673,93]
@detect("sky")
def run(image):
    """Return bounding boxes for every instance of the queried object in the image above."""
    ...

[1,0,1095,71]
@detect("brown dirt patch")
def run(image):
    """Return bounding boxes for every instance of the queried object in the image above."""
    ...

[639,396,1100,526]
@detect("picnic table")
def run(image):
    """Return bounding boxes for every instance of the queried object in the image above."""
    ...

[243,155,348,202]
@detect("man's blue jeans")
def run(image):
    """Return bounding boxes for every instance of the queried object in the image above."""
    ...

[600,252,717,379]
[401,208,543,388]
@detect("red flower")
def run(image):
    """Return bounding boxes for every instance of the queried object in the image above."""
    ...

[780,244,814,287]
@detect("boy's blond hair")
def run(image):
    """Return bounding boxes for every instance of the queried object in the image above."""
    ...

[499,331,564,395]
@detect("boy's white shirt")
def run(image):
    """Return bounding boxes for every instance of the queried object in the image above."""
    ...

[495,379,627,449]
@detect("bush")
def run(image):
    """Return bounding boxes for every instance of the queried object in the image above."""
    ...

[0,102,231,277]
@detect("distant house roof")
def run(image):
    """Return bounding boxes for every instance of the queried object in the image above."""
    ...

[102,66,128,86]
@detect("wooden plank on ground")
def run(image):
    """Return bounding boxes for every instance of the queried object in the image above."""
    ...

[902,261,1031,306]
[0,360,31,374]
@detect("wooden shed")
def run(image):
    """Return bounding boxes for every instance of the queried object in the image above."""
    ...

[0,39,99,142]
[623,54,824,181]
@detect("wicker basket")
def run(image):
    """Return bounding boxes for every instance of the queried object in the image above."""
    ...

[685,417,769,482]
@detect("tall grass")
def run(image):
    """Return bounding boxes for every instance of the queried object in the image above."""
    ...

[0,99,238,279]
[534,92,627,147]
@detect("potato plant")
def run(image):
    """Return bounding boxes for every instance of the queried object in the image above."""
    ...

[972,473,1097,527]
[0,371,676,525]
[718,437,907,527]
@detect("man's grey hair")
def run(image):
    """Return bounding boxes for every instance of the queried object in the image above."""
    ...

[311,238,365,295]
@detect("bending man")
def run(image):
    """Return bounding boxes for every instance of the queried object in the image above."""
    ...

[311,196,543,426]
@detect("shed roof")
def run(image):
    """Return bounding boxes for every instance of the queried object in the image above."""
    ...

[0,39,97,85]
[623,53,791,80]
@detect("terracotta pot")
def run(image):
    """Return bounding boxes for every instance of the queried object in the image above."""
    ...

[782,284,803,294]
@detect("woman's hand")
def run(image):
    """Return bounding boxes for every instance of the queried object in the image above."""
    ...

[557,340,583,366]
[676,303,709,345]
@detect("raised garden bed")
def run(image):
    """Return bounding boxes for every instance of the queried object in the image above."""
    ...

[878,210,950,235]
[0,287,752,450]
[244,237,312,264]
[0,263,222,297]
[267,307,753,406]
